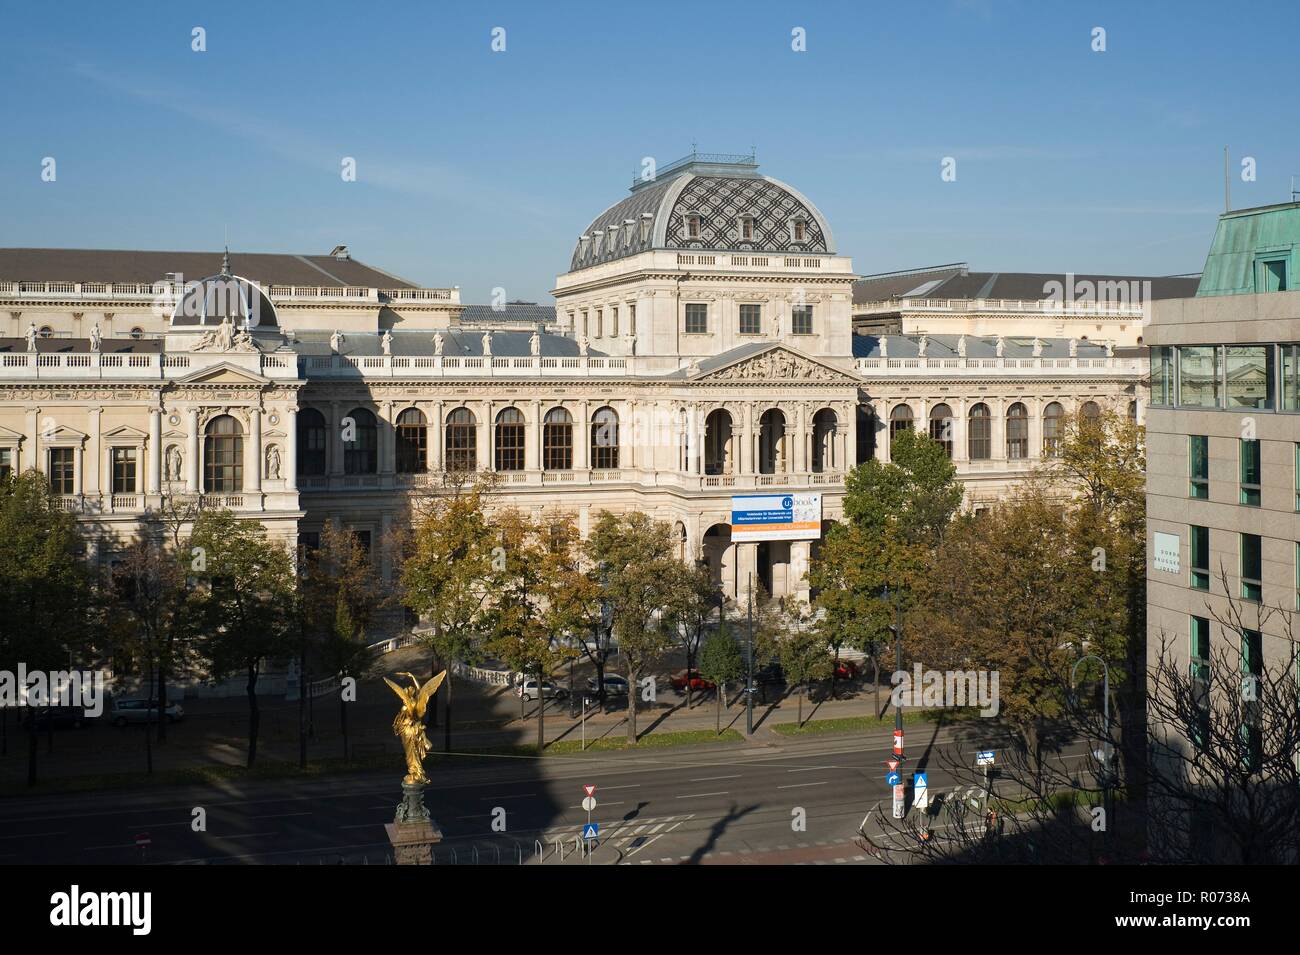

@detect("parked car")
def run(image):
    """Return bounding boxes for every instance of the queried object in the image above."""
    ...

[670,669,716,693]
[517,680,568,702]
[753,662,787,686]
[20,705,91,729]
[832,659,862,680]
[585,675,629,696]
[110,699,185,726]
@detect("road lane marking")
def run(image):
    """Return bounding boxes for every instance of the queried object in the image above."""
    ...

[777,781,829,790]
[478,793,536,800]
[689,774,740,782]
[787,766,837,772]
[675,791,728,799]
[251,812,312,820]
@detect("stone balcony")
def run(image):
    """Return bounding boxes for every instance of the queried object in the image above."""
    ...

[296,469,846,494]
[854,355,1143,376]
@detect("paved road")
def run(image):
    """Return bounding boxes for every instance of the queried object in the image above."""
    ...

[0,725,1091,865]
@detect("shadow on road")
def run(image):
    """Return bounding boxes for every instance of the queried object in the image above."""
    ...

[682,803,759,864]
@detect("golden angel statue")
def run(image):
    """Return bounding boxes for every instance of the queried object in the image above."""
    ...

[383,670,446,785]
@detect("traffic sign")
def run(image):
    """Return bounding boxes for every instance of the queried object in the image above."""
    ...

[886,759,899,773]
[913,773,929,811]
[976,750,995,766]
[583,784,596,797]
[892,729,904,756]
[886,771,900,786]
[581,796,597,812]
[582,823,599,839]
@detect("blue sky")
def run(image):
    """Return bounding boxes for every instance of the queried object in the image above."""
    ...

[1,0,1297,302]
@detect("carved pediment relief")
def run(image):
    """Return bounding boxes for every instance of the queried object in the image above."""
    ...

[102,424,150,440]
[697,346,847,384]
[178,362,268,386]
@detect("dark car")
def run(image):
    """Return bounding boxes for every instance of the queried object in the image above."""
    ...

[753,663,786,686]
[21,705,91,729]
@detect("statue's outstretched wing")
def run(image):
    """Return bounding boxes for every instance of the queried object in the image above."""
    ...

[383,676,414,707]
[415,670,447,719]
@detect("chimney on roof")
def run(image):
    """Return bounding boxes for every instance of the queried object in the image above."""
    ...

[329,245,350,260]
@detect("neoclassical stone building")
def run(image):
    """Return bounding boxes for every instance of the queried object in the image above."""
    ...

[0,154,1148,605]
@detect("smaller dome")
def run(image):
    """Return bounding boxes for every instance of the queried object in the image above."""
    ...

[170,251,277,328]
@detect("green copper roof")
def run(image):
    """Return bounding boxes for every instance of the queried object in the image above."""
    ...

[1196,201,1300,296]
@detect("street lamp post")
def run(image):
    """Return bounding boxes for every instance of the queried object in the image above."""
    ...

[746,571,754,736]
[1070,654,1114,847]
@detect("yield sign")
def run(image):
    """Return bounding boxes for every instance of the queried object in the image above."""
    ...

[886,759,899,773]
[583,784,596,797]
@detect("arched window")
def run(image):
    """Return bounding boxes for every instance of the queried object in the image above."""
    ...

[1127,400,1138,423]
[591,407,619,470]
[889,404,913,460]
[967,403,991,460]
[343,408,377,475]
[705,409,733,476]
[929,403,954,458]
[395,408,427,474]
[204,414,243,493]
[495,408,525,471]
[297,409,326,476]
[1042,402,1064,457]
[543,407,573,471]
[1006,402,1029,459]
[759,409,787,474]
[1080,400,1102,421]
[444,408,477,472]
[812,408,838,472]
[129,327,144,339]
[856,405,877,464]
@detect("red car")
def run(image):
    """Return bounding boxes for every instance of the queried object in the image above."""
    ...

[832,659,861,680]
[670,669,716,692]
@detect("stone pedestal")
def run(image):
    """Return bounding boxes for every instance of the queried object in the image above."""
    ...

[385,820,443,865]
[387,780,441,864]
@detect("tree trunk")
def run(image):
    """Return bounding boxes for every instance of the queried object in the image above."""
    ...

[246,662,260,768]
[298,648,307,769]
[26,711,37,786]
[594,657,606,709]
[626,667,637,744]
[427,652,439,728]
[831,646,840,700]
[715,686,721,735]
[340,697,349,760]
[443,672,452,753]
[872,653,881,717]
[798,683,804,727]
[536,668,546,753]
[685,644,694,710]
[156,663,168,744]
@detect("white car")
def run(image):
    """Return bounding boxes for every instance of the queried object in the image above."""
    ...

[517,680,568,702]
[585,675,629,696]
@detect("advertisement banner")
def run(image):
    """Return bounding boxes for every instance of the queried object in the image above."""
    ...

[730,493,822,543]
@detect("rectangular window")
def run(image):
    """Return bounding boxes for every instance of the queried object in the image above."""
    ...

[1191,524,1210,591]
[610,306,619,338]
[0,447,11,482]
[686,215,701,239]
[1189,435,1209,499]
[1240,439,1261,506]
[792,219,806,242]
[740,216,755,240]
[791,305,813,335]
[1283,345,1300,411]
[1241,533,1262,602]
[739,304,761,335]
[1152,346,1175,405]
[1190,615,1211,748]
[111,447,137,494]
[1260,258,1288,292]
[1296,444,1300,510]
[594,309,603,338]
[1224,345,1273,410]
[684,303,708,335]
[1178,345,1220,408]
[48,448,74,494]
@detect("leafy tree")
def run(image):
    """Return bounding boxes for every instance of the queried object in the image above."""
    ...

[300,522,381,762]
[776,605,831,727]
[0,470,93,784]
[811,428,964,703]
[661,563,719,710]
[107,533,188,772]
[188,510,296,767]
[698,624,743,736]
[399,481,497,748]
[585,512,681,743]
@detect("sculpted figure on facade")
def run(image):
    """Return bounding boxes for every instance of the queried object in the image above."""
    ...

[165,445,183,482]
[957,334,967,358]
[330,329,345,353]
[26,323,38,352]
[481,331,492,357]
[89,324,101,352]
[381,329,393,356]
[433,332,444,356]
[265,443,281,480]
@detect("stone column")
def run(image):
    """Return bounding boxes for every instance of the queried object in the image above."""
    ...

[329,401,344,476]
[284,406,298,490]
[735,542,759,603]
[790,540,812,603]
[147,407,162,495]
[186,409,200,493]
[576,400,589,471]
[432,401,444,473]
[526,400,540,471]
[953,398,968,464]
[991,398,1006,463]
[477,401,491,471]
[248,408,262,493]
[686,404,698,475]
[86,407,101,497]
[380,401,395,475]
